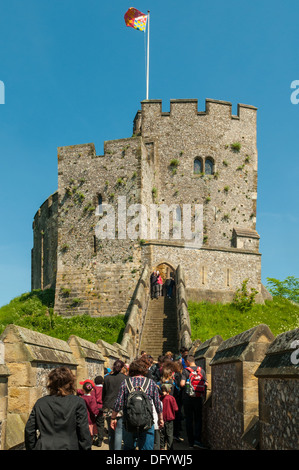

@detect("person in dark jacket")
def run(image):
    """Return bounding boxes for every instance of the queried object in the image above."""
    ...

[150,271,157,299]
[93,375,104,447]
[102,359,126,450]
[24,366,92,451]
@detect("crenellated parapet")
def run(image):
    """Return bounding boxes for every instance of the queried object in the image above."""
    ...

[135,98,257,139]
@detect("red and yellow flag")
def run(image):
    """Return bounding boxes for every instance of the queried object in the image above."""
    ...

[124,7,148,32]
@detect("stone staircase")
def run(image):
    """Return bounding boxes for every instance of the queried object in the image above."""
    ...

[139,295,179,360]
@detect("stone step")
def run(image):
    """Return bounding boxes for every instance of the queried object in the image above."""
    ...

[140,296,178,356]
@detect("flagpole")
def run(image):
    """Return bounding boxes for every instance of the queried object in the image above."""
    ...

[146,10,150,100]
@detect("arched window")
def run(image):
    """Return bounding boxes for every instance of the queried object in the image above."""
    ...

[194,158,202,175]
[205,158,214,175]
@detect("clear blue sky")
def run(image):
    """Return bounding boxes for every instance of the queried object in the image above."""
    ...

[0,0,298,307]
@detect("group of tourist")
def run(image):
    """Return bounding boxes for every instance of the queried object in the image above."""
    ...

[150,270,175,299]
[24,348,207,451]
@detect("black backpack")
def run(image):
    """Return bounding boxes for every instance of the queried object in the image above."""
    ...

[123,377,154,434]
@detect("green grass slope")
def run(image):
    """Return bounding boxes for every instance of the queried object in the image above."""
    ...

[188,297,299,342]
[0,289,298,347]
[0,289,126,344]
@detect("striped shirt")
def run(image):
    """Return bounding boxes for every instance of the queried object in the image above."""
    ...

[113,375,163,415]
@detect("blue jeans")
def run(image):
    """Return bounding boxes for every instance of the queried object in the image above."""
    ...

[123,425,155,450]
[107,416,124,450]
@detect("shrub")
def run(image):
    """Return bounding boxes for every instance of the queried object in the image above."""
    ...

[233,279,258,312]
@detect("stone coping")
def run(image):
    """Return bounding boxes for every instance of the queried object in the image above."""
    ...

[96,339,120,358]
[68,335,105,361]
[255,328,299,378]
[194,335,223,359]
[1,324,77,365]
[210,324,274,365]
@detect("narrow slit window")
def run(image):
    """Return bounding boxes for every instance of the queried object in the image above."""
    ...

[226,268,231,287]
[97,194,103,215]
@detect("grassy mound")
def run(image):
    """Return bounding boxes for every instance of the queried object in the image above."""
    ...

[0,289,126,344]
[188,296,299,342]
[1,289,298,347]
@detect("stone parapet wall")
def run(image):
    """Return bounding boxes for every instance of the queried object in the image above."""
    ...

[191,325,299,450]
[175,265,192,350]
[0,324,130,450]
[0,363,10,451]
[0,320,297,450]
[255,328,299,450]
[121,264,150,359]
[203,324,274,449]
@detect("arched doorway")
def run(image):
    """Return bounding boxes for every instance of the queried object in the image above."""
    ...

[154,262,176,283]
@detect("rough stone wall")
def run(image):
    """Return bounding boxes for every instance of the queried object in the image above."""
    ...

[143,242,262,302]
[255,328,299,450]
[139,99,258,249]
[54,140,144,316]
[137,98,262,302]
[204,324,275,450]
[31,191,58,290]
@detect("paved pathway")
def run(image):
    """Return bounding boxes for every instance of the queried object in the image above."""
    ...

[91,420,205,451]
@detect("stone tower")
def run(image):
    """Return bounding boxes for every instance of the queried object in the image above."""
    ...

[32,98,267,317]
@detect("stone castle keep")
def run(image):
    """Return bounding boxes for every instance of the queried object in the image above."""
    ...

[0,98,297,451]
[32,97,269,319]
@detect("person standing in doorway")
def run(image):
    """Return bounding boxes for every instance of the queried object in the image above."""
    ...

[156,271,163,297]
[150,271,157,299]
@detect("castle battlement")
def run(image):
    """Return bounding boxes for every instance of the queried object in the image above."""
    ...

[134,98,257,143]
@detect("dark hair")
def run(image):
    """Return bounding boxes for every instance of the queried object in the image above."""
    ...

[94,375,104,385]
[162,360,179,375]
[83,382,93,393]
[113,359,125,374]
[47,367,76,396]
[186,355,195,363]
[180,347,189,353]
[129,357,150,377]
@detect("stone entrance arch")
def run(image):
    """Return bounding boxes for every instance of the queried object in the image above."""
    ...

[154,262,176,283]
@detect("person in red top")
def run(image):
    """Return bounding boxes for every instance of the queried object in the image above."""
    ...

[160,384,178,450]
[78,380,100,444]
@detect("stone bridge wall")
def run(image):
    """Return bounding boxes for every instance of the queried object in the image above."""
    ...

[0,324,128,450]
[193,325,298,450]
